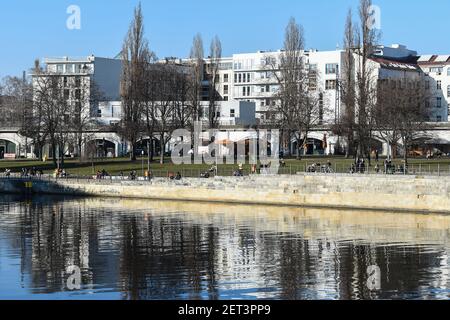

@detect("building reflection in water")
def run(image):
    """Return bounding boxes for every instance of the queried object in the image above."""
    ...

[0,195,449,300]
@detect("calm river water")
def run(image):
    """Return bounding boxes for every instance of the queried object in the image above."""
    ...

[0,194,450,300]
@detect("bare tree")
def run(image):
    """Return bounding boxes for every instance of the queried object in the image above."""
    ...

[267,17,324,159]
[375,77,430,166]
[0,75,32,129]
[154,64,180,164]
[353,0,380,164]
[0,75,32,159]
[69,77,104,162]
[20,60,48,160]
[119,2,149,161]
[32,66,71,168]
[141,52,159,161]
[188,33,204,123]
[333,9,358,158]
[207,35,222,128]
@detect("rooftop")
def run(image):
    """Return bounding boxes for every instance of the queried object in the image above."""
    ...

[417,55,450,65]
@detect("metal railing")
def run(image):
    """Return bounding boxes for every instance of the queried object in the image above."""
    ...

[2,164,450,183]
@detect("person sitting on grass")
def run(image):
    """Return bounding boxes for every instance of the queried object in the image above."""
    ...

[175,172,182,180]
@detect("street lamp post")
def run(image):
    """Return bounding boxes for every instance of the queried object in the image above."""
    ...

[141,149,145,178]
[147,139,151,174]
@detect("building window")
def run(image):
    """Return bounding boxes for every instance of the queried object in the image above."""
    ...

[261,101,265,107]
[223,96,228,101]
[325,80,336,90]
[437,97,442,108]
[216,111,220,118]
[97,109,102,117]
[325,63,338,74]
[230,109,235,118]
[430,67,443,74]
[247,73,251,82]
[224,74,229,83]
[425,80,430,90]
[224,85,229,95]
[247,86,251,96]
[447,85,450,98]
[65,64,74,73]
[75,64,83,73]
[437,81,442,90]
[234,74,237,83]
[437,116,442,122]
[57,64,64,73]
[242,87,246,96]
[238,74,242,83]
[448,68,450,76]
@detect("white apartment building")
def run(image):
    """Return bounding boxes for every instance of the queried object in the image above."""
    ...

[417,55,450,122]
[205,44,422,126]
[205,49,344,124]
[42,55,122,101]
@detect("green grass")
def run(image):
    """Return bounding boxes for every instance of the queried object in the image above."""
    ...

[1,155,450,177]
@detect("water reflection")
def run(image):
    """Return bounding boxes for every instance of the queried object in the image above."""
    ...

[0,195,449,300]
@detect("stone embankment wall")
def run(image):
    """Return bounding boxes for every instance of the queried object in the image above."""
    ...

[1,174,450,213]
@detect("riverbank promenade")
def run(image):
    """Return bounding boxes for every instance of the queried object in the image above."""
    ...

[1,173,450,213]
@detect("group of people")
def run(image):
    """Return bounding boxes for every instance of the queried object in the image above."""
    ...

[349,158,366,174]
[307,161,333,173]
[54,168,68,178]
[383,158,406,174]
[96,169,110,179]
[168,172,182,180]
[20,167,44,178]
[347,154,407,175]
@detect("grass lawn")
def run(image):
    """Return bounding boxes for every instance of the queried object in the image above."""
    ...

[1,155,450,177]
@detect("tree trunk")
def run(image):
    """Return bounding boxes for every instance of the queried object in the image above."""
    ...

[403,142,409,168]
[78,140,83,163]
[52,142,57,168]
[150,139,154,162]
[129,143,136,161]
[59,144,65,169]
[160,133,164,165]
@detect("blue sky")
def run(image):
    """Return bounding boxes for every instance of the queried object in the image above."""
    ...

[0,0,448,78]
